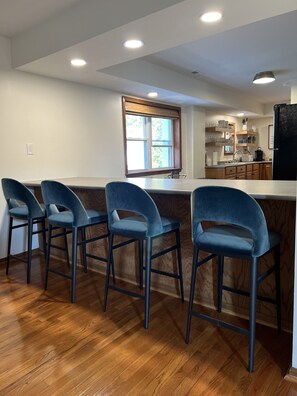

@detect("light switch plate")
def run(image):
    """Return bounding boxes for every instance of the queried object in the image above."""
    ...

[26,143,33,155]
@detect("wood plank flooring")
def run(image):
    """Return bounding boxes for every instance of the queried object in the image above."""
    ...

[1,253,297,395]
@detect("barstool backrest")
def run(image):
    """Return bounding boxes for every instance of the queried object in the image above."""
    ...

[41,180,88,227]
[105,181,163,237]
[191,186,270,257]
[1,178,44,219]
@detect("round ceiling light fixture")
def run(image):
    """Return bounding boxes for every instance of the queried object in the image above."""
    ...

[123,39,144,49]
[71,58,87,67]
[253,71,276,84]
[148,92,158,98]
[200,11,222,23]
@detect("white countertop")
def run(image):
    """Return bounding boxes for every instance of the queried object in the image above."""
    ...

[206,161,272,169]
[25,177,297,201]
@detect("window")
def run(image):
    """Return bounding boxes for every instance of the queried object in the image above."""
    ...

[122,96,181,177]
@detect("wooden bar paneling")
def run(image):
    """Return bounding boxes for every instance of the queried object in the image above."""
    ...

[35,187,296,330]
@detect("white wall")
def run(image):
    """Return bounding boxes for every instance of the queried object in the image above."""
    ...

[0,36,126,258]
[248,117,273,160]
[182,106,205,178]
[0,35,202,259]
[291,86,297,104]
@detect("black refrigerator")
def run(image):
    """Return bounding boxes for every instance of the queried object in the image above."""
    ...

[273,103,297,180]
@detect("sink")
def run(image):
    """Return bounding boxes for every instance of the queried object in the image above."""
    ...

[218,160,240,164]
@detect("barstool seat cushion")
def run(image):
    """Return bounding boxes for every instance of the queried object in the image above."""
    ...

[110,215,180,238]
[47,209,107,228]
[8,205,30,218]
[8,202,46,219]
[195,225,280,258]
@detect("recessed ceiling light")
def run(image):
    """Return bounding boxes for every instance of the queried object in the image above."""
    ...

[237,113,245,117]
[123,39,144,49]
[148,92,158,98]
[71,59,87,67]
[200,11,222,23]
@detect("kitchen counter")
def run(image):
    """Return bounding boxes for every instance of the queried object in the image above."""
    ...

[206,160,272,169]
[25,176,295,201]
[27,177,296,330]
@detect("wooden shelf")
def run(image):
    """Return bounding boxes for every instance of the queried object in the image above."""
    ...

[206,127,233,133]
[236,130,257,135]
[206,142,229,147]
[236,143,257,147]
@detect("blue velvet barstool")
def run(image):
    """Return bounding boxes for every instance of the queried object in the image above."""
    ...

[1,178,47,283]
[186,186,281,372]
[41,180,110,303]
[103,181,184,329]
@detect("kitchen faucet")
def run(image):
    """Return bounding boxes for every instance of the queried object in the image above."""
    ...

[233,149,243,162]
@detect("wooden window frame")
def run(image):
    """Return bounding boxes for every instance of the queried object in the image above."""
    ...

[122,96,182,177]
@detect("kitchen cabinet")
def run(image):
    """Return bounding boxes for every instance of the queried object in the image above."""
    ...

[205,164,247,179]
[205,162,271,180]
[225,166,236,179]
[205,165,240,179]
[246,163,260,179]
[236,164,246,179]
[261,163,272,180]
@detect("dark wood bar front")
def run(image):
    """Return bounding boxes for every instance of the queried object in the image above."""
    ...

[30,177,296,331]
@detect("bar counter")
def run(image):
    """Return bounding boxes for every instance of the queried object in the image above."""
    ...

[26,177,296,330]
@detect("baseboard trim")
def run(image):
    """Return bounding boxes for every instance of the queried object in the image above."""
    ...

[0,248,41,264]
[285,366,297,383]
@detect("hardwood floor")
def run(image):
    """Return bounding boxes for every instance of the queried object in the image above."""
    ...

[1,253,297,395]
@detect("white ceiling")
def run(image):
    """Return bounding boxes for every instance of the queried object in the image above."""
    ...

[0,0,82,37]
[1,0,297,117]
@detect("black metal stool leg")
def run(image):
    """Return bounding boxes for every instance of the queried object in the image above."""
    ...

[27,218,33,284]
[63,228,70,268]
[186,247,199,344]
[218,255,224,312]
[81,227,87,273]
[41,218,47,258]
[71,228,78,303]
[144,238,152,330]
[275,244,281,332]
[103,233,114,311]
[139,240,143,289]
[176,229,184,302]
[45,225,53,291]
[248,257,258,372]
[6,217,13,275]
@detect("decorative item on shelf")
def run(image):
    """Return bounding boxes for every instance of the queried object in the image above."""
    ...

[242,118,248,130]
[218,120,228,128]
